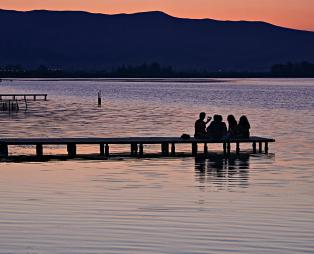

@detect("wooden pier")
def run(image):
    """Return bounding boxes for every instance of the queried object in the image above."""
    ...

[0,99,20,112]
[0,136,275,160]
[0,94,47,101]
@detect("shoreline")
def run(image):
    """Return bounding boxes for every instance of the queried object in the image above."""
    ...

[1,77,314,83]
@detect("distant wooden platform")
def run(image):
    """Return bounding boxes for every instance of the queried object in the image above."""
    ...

[0,94,47,101]
[0,136,275,160]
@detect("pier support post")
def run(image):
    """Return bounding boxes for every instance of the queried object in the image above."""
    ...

[34,95,36,101]
[236,142,240,154]
[139,144,144,156]
[192,143,198,156]
[131,143,138,156]
[171,143,176,156]
[36,144,43,157]
[253,142,257,154]
[0,143,8,158]
[67,144,76,158]
[227,143,231,155]
[44,95,47,101]
[105,144,110,157]
[223,142,227,156]
[259,142,262,153]
[161,143,169,156]
[100,143,105,156]
[265,142,269,154]
[204,143,208,155]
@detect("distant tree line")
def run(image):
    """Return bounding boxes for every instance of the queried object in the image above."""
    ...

[1,62,314,78]
[271,62,314,77]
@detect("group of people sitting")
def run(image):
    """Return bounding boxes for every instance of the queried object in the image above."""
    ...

[194,112,251,139]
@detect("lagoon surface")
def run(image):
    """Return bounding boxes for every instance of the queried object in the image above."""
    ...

[0,78,314,253]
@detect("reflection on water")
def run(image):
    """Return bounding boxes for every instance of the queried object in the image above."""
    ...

[195,153,250,189]
[0,78,314,253]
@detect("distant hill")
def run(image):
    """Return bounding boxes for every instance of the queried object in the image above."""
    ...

[1,9,314,71]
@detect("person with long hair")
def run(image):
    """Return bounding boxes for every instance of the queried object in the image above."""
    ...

[236,115,251,138]
[227,114,238,137]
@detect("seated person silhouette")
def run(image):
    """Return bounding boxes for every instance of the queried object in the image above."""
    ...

[207,114,227,139]
[194,112,212,138]
[227,114,238,138]
[236,115,251,138]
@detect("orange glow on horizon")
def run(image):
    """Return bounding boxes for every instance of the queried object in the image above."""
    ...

[1,0,314,31]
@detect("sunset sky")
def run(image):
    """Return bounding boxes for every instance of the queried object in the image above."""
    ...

[1,0,314,31]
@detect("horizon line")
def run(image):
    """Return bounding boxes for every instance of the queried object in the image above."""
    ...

[1,8,313,33]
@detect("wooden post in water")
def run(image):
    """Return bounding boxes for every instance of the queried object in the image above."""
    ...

[98,90,102,107]
[139,144,144,156]
[192,142,198,156]
[36,144,43,157]
[0,143,8,158]
[100,143,105,156]
[223,142,227,156]
[259,142,263,153]
[105,144,110,157]
[204,143,208,155]
[171,143,176,156]
[24,97,28,111]
[161,143,169,156]
[253,142,257,154]
[67,144,76,158]
[236,142,240,154]
[227,143,231,155]
[265,142,269,154]
[131,143,138,156]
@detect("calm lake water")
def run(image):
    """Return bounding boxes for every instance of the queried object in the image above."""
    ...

[0,78,313,253]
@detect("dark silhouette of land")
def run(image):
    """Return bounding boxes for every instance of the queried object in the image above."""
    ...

[1,9,314,73]
[1,62,314,78]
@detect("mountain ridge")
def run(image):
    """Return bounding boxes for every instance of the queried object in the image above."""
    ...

[1,9,314,71]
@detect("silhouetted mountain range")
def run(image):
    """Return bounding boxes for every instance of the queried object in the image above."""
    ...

[1,9,314,71]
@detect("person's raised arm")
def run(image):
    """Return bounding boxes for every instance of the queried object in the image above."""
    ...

[206,116,212,124]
